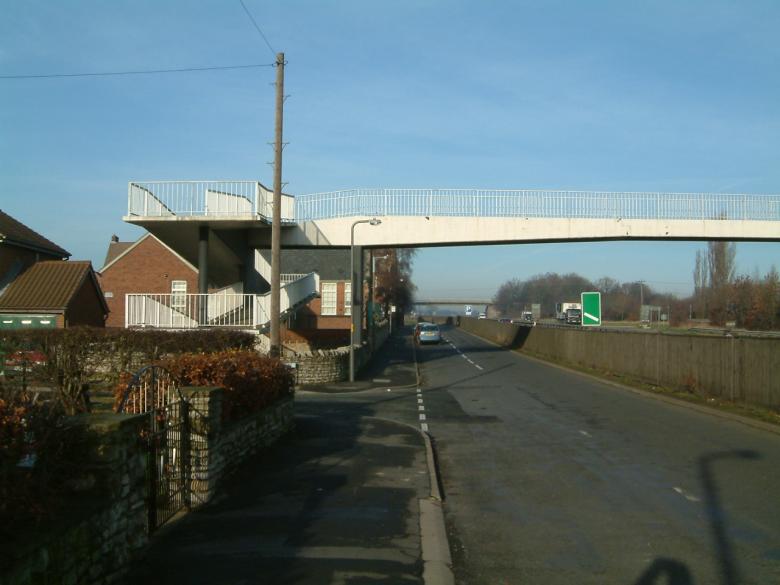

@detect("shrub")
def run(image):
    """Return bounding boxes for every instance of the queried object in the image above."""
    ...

[1,328,256,414]
[0,392,96,560]
[160,351,294,422]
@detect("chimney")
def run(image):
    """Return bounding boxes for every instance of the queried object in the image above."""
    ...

[111,234,119,243]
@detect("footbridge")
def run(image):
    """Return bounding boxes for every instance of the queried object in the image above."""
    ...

[122,181,779,328]
[126,183,780,252]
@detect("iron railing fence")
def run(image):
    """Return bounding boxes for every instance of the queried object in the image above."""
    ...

[125,273,320,330]
[293,188,780,222]
[127,181,296,221]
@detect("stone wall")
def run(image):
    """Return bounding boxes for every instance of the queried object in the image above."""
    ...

[283,321,391,385]
[459,318,780,410]
[182,389,294,505]
[2,414,148,585]
[2,394,295,585]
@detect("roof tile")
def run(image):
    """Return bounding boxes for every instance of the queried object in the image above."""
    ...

[0,209,71,258]
[0,261,94,311]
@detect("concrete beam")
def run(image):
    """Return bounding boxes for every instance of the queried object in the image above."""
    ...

[283,217,780,248]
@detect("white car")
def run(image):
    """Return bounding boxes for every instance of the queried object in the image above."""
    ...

[416,323,442,344]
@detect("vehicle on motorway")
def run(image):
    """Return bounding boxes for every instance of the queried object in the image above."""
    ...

[565,308,582,325]
[416,323,441,344]
[478,312,487,319]
[498,317,511,323]
[555,302,581,321]
[414,321,432,341]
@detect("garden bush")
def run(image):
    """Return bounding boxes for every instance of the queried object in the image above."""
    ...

[1,328,256,414]
[158,351,294,422]
[0,391,96,565]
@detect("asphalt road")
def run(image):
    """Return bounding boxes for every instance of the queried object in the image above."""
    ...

[416,325,780,585]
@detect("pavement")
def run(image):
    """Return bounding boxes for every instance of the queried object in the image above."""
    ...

[300,333,419,393]
[122,330,453,585]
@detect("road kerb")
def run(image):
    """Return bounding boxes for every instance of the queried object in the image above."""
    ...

[420,498,454,585]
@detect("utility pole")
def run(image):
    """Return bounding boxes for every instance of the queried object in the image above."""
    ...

[269,52,285,358]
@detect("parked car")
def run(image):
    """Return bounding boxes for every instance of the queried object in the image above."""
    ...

[416,323,441,344]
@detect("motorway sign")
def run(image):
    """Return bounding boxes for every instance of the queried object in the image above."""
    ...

[581,292,601,326]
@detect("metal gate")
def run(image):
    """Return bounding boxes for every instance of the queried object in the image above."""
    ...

[117,365,197,533]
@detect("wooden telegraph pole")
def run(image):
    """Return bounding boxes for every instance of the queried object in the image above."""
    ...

[269,52,285,358]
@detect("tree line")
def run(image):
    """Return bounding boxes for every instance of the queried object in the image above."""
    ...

[492,242,779,330]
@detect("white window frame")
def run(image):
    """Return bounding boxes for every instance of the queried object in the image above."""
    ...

[344,281,352,316]
[171,280,187,311]
[321,282,337,316]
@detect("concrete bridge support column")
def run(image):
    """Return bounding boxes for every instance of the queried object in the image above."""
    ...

[367,250,374,352]
[351,245,364,347]
[349,245,364,381]
[198,225,209,324]
[198,226,209,294]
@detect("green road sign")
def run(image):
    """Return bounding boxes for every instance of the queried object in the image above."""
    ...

[581,292,601,326]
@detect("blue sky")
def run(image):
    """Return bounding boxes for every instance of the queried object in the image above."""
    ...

[1,0,778,298]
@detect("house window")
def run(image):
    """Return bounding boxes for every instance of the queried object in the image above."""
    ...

[321,282,337,316]
[171,280,187,311]
[344,282,352,316]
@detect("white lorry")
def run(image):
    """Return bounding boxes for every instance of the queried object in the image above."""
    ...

[555,302,582,323]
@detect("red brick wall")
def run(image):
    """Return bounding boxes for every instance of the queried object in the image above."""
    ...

[66,275,106,327]
[287,280,351,331]
[99,236,198,328]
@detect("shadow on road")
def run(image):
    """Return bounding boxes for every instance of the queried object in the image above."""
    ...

[632,449,761,585]
[122,398,425,584]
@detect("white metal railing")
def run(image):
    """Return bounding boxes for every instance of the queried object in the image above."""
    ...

[293,188,780,222]
[127,183,780,223]
[281,273,307,284]
[255,272,320,326]
[124,273,319,329]
[127,181,296,222]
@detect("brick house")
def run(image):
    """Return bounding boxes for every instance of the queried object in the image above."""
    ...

[99,233,200,328]
[101,233,351,340]
[0,261,108,328]
[260,249,352,331]
[0,209,71,296]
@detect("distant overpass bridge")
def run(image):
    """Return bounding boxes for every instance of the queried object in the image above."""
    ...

[414,299,494,317]
[415,299,492,306]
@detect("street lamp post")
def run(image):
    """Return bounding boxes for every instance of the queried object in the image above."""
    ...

[350,218,381,382]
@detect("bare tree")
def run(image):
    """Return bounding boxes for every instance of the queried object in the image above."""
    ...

[374,248,417,324]
[707,241,736,325]
[693,249,708,318]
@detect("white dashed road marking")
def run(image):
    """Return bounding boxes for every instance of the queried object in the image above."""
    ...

[673,487,701,502]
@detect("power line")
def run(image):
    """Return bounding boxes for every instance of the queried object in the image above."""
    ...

[239,0,277,57]
[0,63,274,80]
